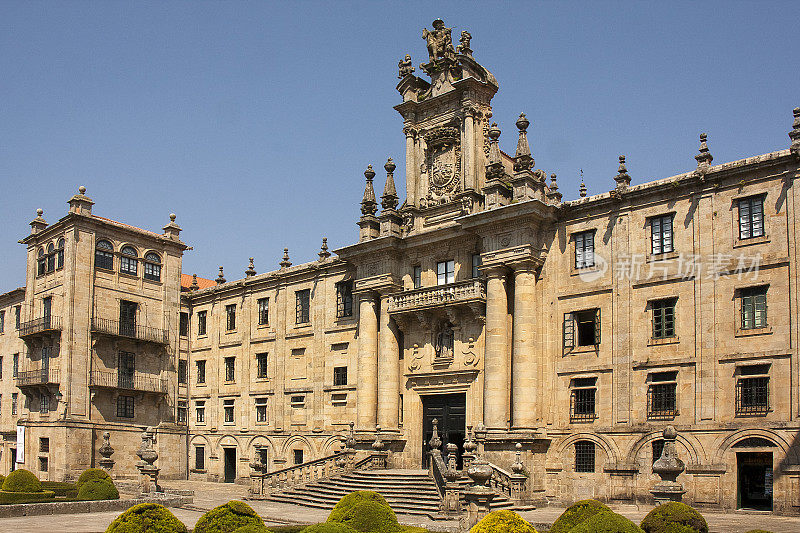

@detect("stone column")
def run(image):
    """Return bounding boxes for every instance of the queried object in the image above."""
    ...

[482,266,510,430]
[511,261,537,429]
[377,295,400,429]
[463,107,475,191]
[404,126,418,206]
[357,291,379,429]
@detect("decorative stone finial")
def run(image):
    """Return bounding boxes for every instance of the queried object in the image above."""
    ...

[280,248,292,269]
[445,442,459,482]
[790,107,800,156]
[614,155,631,189]
[651,425,687,503]
[99,431,116,473]
[547,172,563,203]
[464,426,477,454]
[37,208,43,216]
[381,158,399,210]
[486,123,504,179]
[695,133,714,167]
[372,425,385,451]
[514,113,534,171]
[512,443,524,474]
[346,421,356,448]
[245,257,256,277]
[579,169,587,198]
[79,186,86,195]
[318,237,331,260]
[216,266,226,284]
[398,54,415,79]
[428,418,442,450]
[68,185,94,215]
[361,165,378,216]
[190,273,199,291]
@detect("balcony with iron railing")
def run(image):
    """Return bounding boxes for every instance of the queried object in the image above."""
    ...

[19,316,62,339]
[16,368,60,387]
[387,279,486,315]
[91,317,169,345]
[89,370,168,394]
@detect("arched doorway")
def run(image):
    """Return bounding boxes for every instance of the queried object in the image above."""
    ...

[733,437,776,511]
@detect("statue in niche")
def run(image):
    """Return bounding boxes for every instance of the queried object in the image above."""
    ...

[435,323,455,362]
[422,19,455,64]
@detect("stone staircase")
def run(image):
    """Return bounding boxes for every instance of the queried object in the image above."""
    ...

[267,469,514,516]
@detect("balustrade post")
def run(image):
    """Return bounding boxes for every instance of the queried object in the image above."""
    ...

[509,442,529,504]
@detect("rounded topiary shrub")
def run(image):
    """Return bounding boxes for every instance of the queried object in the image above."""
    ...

[301,525,358,533]
[549,499,611,533]
[77,468,112,490]
[106,502,187,533]
[470,509,538,533]
[640,502,708,533]
[743,531,775,533]
[2,469,42,492]
[194,500,265,533]
[570,511,644,533]
[327,491,391,524]
[78,478,120,501]
[231,525,274,533]
[338,500,399,533]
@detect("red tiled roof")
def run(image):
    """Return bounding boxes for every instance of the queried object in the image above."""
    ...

[181,273,216,290]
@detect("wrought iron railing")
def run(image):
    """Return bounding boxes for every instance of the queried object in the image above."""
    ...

[15,368,60,386]
[19,316,62,337]
[388,279,486,313]
[89,370,167,394]
[91,317,169,345]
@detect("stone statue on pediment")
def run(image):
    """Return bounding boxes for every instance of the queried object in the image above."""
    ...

[398,54,415,79]
[422,19,456,64]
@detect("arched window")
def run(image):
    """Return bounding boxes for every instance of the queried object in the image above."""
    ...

[574,440,595,472]
[120,246,138,275]
[46,243,56,272]
[144,252,161,281]
[56,238,65,269]
[95,240,114,270]
[732,437,777,448]
[37,248,47,276]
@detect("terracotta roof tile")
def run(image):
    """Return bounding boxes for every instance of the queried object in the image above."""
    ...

[92,215,162,238]
[181,273,216,290]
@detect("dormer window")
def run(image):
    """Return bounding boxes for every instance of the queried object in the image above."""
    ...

[144,252,161,281]
[95,240,114,270]
[120,246,138,275]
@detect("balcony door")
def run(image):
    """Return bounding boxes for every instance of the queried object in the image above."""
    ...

[119,300,137,337]
[42,297,52,329]
[118,351,135,389]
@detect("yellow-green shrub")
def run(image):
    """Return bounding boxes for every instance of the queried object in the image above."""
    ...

[550,499,611,533]
[2,469,42,493]
[327,491,391,524]
[105,502,187,533]
[570,511,643,533]
[77,468,112,491]
[470,509,537,533]
[194,500,266,533]
[78,479,120,501]
[640,502,708,533]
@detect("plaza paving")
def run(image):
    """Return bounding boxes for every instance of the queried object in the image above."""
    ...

[0,480,799,532]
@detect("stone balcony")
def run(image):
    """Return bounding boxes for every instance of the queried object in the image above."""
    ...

[16,368,60,388]
[89,370,168,394]
[91,317,169,345]
[19,316,62,339]
[388,279,486,325]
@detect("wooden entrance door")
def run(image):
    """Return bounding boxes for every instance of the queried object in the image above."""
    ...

[422,393,466,468]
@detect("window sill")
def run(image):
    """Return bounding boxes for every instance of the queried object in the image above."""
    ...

[570,267,599,277]
[648,336,680,346]
[565,345,600,355]
[647,251,679,262]
[736,326,772,337]
[224,329,237,335]
[190,469,207,474]
[734,235,770,248]
[735,410,771,417]
[118,271,139,280]
[143,278,162,285]
[570,417,597,424]
[257,323,270,329]
[94,266,115,273]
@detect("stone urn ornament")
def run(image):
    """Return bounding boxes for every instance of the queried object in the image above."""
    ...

[651,425,686,503]
[98,431,115,474]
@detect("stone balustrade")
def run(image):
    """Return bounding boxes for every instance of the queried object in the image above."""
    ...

[388,279,486,314]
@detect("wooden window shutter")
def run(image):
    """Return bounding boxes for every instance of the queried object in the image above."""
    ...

[563,313,574,351]
[594,308,601,345]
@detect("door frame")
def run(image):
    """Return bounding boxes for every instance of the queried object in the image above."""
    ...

[223,447,237,483]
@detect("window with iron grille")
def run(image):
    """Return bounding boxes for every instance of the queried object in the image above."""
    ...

[39,457,48,473]
[738,196,765,239]
[180,312,189,337]
[436,260,455,285]
[177,401,187,424]
[117,395,134,418]
[197,310,207,336]
[651,298,677,339]
[574,231,595,269]
[144,252,161,281]
[95,240,114,270]
[570,377,597,422]
[224,399,235,423]
[256,353,268,379]
[296,289,310,324]
[564,309,601,350]
[225,304,236,331]
[195,445,205,470]
[225,357,235,382]
[120,246,138,275]
[40,393,50,414]
[178,360,187,384]
[647,372,678,419]
[736,374,770,415]
[740,286,768,330]
[39,437,49,453]
[336,281,353,318]
[413,266,422,288]
[257,298,269,325]
[472,254,482,278]
[652,439,665,466]
[196,401,205,423]
[196,360,206,384]
[574,441,595,472]
[255,397,268,423]
[333,366,348,387]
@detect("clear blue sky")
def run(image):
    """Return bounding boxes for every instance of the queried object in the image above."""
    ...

[1,1,797,289]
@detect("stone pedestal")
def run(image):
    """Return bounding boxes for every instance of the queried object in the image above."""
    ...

[98,431,115,475]
[442,481,463,515]
[462,487,495,529]
[138,465,161,494]
[651,426,686,504]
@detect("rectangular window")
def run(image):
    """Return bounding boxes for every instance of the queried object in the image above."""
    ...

[296,289,310,324]
[293,449,304,465]
[333,366,348,387]
[196,401,205,423]
[436,260,455,285]
[224,399,234,423]
[336,281,353,318]
[39,437,49,453]
[116,395,135,418]
[740,286,768,330]
[15,306,20,329]
[738,196,765,239]
[13,353,19,377]
[0,356,3,380]
[119,300,137,336]
[651,298,677,339]
[290,395,305,408]
[39,457,48,473]
[40,394,50,414]
[574,441,595,473]
[651,214,674,255]
[95,247,113,270]
[12,393,18,416]
[736,365,770,415]
[120,254,137,275]
[570,377,597,422]
[143,261,160,281]
[574,231,595,269]
[177,400,187,424]
[195,445,205,470]
[256,353,268,379]
[471,254,482,279]
[1,310,4,332]
[118,351,135,389]
[180,312,189,337]
[196,360,206,384]
[197,310,207,336]
[178,360,187,384]
[564,309,601,350]
[413,266,422,289]
[255,397,268,423]
[226,304,236,331]
[257,298,269,325]
[225,357,235,382]
[648,371,678,419]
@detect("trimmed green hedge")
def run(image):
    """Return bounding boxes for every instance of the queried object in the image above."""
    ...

[550,500,611,533]
[2,469,42,493]
[77,468,112,491]
[232,525,274,533]
[106,502,187,533]
[341,500,399,533]
[194,500,265,533]
[0,490,56,504]
[327,491,390,524]
[78,479,120,501]
[41,481,78,498]
[570,511,644,533]
[301,524,358,533]
[640,502,708,533]
[470,509,538,533]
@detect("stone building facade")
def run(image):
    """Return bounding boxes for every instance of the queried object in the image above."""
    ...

[2,19,800,514]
